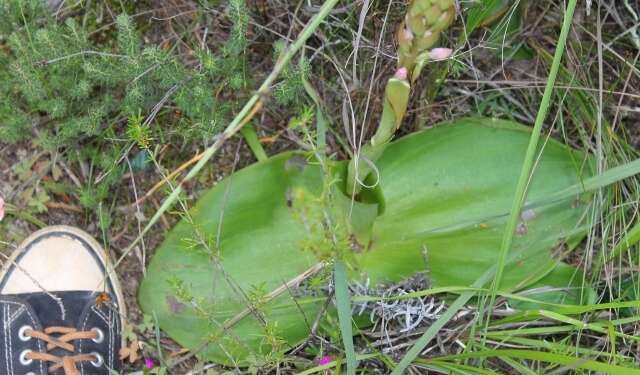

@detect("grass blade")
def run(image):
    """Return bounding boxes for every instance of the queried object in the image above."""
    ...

[390,268,496,375]
[297,353,379,375]
[240,124,268,162]
[390,291,475,374]
[334,260,356,375]
[424,349,640,374]
[610,220,640,260]
[540,157,640,204]
[488,0,579,313]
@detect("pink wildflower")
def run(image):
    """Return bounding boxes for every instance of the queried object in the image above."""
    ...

[319,355,334,366]
[394,67,408,80]
[144,357,155,369]
[0,197,4,222]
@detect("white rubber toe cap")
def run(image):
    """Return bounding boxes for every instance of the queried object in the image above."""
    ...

[0,226,116,295]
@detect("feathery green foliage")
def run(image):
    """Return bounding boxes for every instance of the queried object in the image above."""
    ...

[0,0,252,147]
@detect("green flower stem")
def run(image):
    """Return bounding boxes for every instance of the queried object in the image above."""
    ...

[347,75,410,195]
[347,0,455,195]
[346,143,387,195]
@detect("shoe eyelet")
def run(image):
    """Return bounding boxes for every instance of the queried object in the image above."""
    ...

[19,349,33,365]
[18,325,33,341]
[90,352,103,367]
[91,327,104,343]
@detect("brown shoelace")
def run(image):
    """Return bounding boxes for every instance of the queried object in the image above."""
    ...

[24,326,100,375]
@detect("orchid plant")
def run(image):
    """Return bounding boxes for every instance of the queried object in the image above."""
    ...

[139,0,596,366]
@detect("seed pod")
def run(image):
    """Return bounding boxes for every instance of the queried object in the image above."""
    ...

[397,0,455,74]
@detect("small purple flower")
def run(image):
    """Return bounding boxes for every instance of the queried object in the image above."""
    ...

[144,357,155,369]
[318,355,334,366]
[0,197,5,222]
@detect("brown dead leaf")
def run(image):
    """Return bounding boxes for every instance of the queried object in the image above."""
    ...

[119,337,140,364]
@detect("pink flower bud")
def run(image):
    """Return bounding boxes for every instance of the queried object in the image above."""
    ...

[402,28,414,42]
[394,67,408,80]
[319,355,334,366]
[429,47,453,60]
[144,358,155,369]
[0,197,4,222]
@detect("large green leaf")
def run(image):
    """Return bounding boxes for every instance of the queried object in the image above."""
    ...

[139,153,328,365]
[139,117,593,365]
[359,118,592,289]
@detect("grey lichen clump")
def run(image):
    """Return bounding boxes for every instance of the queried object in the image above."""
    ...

[350,277,445,339]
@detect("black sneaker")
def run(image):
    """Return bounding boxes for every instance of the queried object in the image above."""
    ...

[0,226,126,375]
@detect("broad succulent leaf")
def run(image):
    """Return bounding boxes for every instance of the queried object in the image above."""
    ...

[358,118,592,290]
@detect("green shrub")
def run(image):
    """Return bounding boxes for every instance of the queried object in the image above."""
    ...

[0,0,251,148]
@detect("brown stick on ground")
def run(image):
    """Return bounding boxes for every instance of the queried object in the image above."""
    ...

[222,261,326,330]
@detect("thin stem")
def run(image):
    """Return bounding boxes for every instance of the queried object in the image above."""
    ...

[390,269,496,375]
[487,0,579,317]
